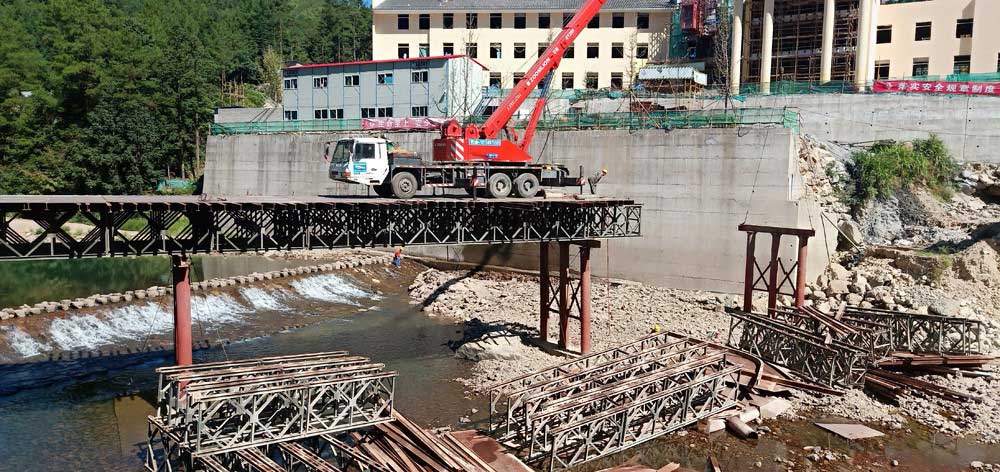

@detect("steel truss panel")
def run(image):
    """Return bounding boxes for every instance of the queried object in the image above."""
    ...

[769,308,892,363]
[0,196,642,260]
[546,364,741,471]
[842,307,983,355]
[727,311,867,388]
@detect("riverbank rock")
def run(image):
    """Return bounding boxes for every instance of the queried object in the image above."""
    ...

[455,333,527,361]
[953,241,1000,283]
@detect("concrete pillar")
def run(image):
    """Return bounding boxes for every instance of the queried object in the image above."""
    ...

[855,0,872,89]
[820,0,835,82]
[172,255,192,367]
[760,0,775,94]
[729,0,744,95]
[866,0,879,84]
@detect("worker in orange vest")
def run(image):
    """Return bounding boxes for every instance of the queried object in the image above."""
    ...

[392,248,403,267]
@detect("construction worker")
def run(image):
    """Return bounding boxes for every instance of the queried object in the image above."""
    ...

[392,248,403,267]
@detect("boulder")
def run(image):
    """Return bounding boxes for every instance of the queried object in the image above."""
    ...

[455,334,527,361]
[829,263,850,282]
[929,298,962,317]
[837,220,863,249]
[954,241,1000,283]
[827,280,850,295]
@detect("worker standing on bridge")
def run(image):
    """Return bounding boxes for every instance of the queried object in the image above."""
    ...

[392,248,403,267]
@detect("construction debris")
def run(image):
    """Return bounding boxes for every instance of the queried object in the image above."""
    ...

[486,331,743,470]
[814,423,885,440]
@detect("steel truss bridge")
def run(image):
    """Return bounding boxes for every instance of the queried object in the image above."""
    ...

[0,195,642,260]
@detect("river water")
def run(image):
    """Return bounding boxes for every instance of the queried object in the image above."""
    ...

[0,257,478,472]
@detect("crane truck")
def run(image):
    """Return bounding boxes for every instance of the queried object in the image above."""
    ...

[327,0,609,199]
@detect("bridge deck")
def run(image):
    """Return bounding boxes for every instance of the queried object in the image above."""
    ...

[0,195,641,260]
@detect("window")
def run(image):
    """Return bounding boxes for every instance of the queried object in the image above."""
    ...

[588,15,599,28]
[563,13,573,27]
[874,60,890,80]
[377,107,393,118]
[490,13,502,29]
[956,19,973,38]
[997,53,1000,72]
[411,106,428,117]
[398,44,410,59]
[538,13,550,29]
[284,110,298,120]
[443,43,454,55]
[466,13,478,29]
[876,25,892,44]
[418,43,429,57]
[636,43,649,59]
[612,13,625,28]
[313,77,327,88]
[585,72,598,90]
[489,73,502,88]
[466,43,478,58]
[344,75,359,86]
[361,108,376,118]
[610,73,623,90]
[377,72,394,85]
[331,109,344,119]
[443,13,454,29]
[612,42,624,59]
[912,57,929,77]
[564,44,575,59]
[397,14,409,30]
[587,43,599,59]
[514,13,526,29]
[412,70,428,83]
[954,55,971,75]
[513,73,525,86]
[490,42,502,59]
[418,14,429,30]
[915,21,931,41]
[637,13,649,29]
[514,43,526,59]
[315,109,329,119]
[538,43,549,57]
[561,72,574,89]
[481,106,497,116]
[283,78,297,89]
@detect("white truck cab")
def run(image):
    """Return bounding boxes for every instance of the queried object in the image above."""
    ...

[326,137,390,187]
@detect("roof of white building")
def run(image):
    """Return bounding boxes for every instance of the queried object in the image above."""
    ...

[284,55,488,72]
[375,0,676,11]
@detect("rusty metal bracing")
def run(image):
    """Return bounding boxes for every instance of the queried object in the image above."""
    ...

[0,195,641,260]
[841,306,983,355]
[486,332,742,471]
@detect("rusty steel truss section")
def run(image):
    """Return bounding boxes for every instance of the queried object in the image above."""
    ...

[842,307,983,355]
[146,353,396,471]
[487,333,742,471]
[728,311,868,388]
[0,195,641,260]
[768,308,892,364]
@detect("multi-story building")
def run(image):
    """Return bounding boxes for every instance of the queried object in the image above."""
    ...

[281,55,486,121]
[730,0,1000,93]
[370,0,675,90]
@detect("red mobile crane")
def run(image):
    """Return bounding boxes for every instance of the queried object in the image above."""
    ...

[327,0,608,199]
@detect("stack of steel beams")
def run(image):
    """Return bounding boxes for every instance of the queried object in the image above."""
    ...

[486,332,742,471]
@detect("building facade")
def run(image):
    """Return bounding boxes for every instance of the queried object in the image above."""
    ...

[731,0,1000,94]
[371,0,675,90]
[281,55,486,121]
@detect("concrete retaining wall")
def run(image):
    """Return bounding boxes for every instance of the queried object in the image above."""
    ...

[205,127,834,293]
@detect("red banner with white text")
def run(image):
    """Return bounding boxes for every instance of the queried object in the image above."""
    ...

[874,79,1000,96]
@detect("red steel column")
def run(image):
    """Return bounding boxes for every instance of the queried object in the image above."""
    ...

[558,243,570,349]
[743,232,756,312]
[795,235,809,309]
[579,246,592,354]
[539,242,550,343]
[767,235,782,312]
[172,254,193,366]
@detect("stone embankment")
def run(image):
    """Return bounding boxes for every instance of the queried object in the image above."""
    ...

[0,251,392,321]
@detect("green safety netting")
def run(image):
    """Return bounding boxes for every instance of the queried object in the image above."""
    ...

[210,109,799,136]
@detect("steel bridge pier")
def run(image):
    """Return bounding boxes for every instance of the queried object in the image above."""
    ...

[539,240,598,353]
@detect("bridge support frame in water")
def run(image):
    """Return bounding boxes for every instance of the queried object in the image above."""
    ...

[171,254,192,366]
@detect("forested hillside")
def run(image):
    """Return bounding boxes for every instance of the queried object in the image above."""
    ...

[0,0,371,194]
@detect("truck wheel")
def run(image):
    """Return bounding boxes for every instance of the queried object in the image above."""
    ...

[512,173,540,198]
[486,173,512,199]
[391,172,418,199]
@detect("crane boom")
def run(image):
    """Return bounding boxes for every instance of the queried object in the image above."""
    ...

[479,0,608,139]
[433,0,609,165]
